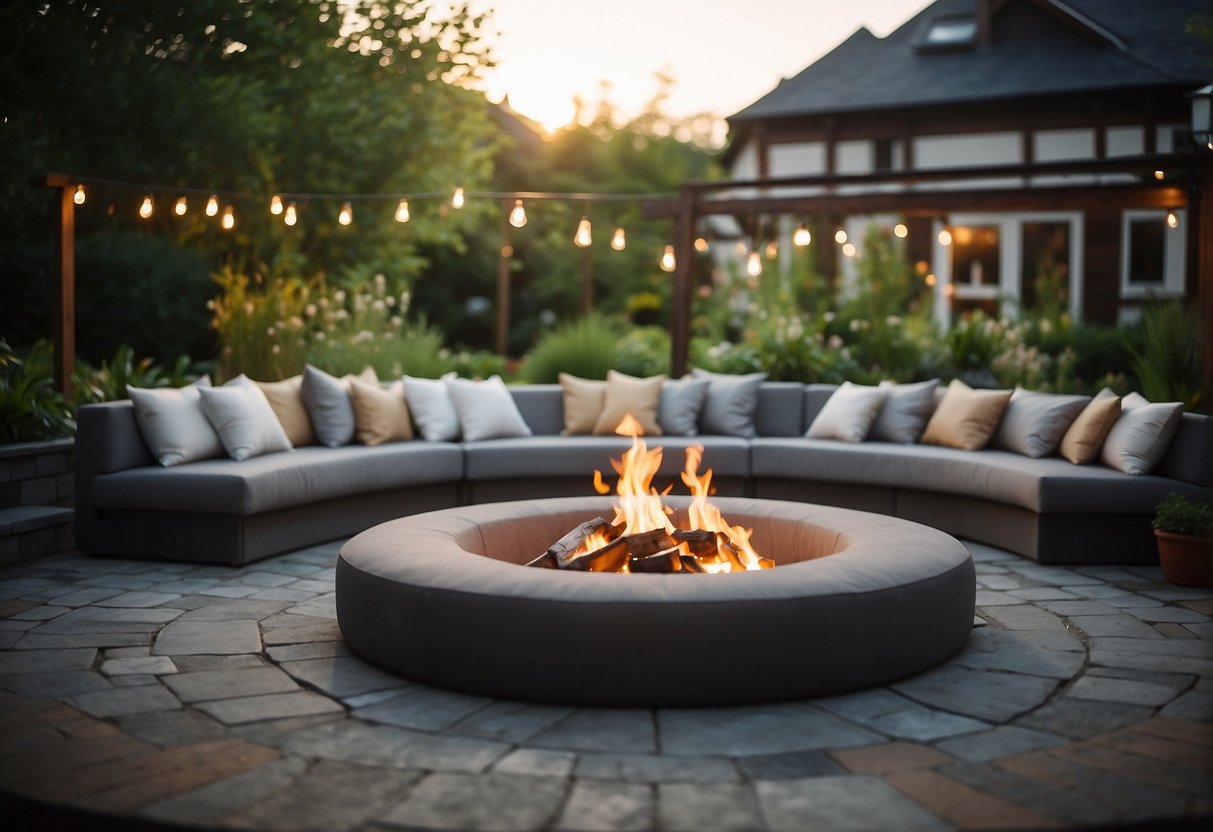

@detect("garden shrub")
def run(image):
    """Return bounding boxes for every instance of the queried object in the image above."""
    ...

[1131,301,1202,410]
[0,340,75,442]
[520,315,619,383]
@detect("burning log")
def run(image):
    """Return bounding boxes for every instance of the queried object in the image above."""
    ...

[533,516,618,569]
[565,537,630,572]
[629,546,684,573]
[673,529,717,559]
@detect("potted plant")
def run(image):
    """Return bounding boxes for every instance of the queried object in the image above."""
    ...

[1152,492,1213,588]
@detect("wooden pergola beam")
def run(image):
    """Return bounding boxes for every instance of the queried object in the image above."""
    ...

[36,172,76,399]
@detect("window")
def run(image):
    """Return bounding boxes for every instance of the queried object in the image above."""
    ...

[1021,222,1070,315]
[918,16,977,52]
[1121,210,1185,299]
[952,226,1000,295]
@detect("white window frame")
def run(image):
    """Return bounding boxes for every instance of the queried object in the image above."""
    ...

[1120,210,1186,299]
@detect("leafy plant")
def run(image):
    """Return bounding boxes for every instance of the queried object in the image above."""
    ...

[1153,492,1213,537]
[75,345,194,404]
[0,340,75,442]
[520,315,620,383]
[1130,301,1202,411]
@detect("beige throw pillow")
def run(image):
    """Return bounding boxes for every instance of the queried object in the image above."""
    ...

[594,370,665,436]
[919,379,1013,451]
[1059,389,1121,464]
[255,375,316,447]
[349,378,414,446]
[559,373,606,435]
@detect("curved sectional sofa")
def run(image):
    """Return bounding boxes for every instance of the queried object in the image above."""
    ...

[75,382,1211,566]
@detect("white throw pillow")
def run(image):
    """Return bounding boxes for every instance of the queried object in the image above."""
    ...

[198,375,293,461]
[444,375,533,442]
[869,379,939,444]
[806,382,888,443]
[1100,392,1184,475]
[404,374,462,441]
[991,388,1089,458]
[127,377,224,467]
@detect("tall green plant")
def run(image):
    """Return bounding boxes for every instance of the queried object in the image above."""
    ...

[1130,301,1202,410]
[0,340,74,442]
[521,315,620,383]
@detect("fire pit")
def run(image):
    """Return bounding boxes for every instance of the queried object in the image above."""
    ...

[336,496,975,706]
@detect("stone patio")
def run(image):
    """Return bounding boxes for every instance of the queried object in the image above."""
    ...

[0,539,1210,831]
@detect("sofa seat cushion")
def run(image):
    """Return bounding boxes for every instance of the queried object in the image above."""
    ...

[750,438,1203,514]
[92,443,464,516]
[463,436,751,482]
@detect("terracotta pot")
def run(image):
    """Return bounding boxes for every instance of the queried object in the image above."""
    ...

[1155,529,1213,588]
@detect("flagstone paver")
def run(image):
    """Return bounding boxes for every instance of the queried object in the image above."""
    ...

[0,540,1209,831]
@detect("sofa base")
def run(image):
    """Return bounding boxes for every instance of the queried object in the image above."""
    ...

[468,476,749,505]
[78,483,462,566]
[754,479,1159,565]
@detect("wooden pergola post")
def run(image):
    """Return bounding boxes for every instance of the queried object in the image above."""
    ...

[580,246,593,315]
[496,199,511,357]
[38,173,76,399]
[669,185,696,378]
[1197,155,1213,413]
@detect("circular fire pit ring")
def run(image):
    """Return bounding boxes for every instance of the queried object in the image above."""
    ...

[336,497,975,706]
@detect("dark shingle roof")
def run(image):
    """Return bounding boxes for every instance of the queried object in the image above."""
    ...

[729,0,1211,123]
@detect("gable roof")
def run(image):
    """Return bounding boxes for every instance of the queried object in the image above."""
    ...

[729,0,1211,123]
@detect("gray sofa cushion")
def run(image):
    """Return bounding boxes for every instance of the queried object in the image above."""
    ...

[93,443,463,515]
[751,438,1206,514]
[464,436,752,481]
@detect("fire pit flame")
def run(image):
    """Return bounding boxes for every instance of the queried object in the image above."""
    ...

[532,414,774,574]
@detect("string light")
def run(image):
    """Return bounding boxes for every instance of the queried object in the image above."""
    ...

[138,195,154,219]
[205,195,219,217]
[834,229,847,245]
[574,216,592,248]
[842,242,857,257]
[938,229,953,246]
[746,251,762,277]
[338,201,353,226]
[174,196,188,216]
[925,273,937,286]
[73,184,86,205]
[395,199,410,223]
[284,202,298,226]
[509,199,527,228]
[894,223,908,238]
[270,195,284,215]
[1153,170,1165,181]
[611,227,626,250]
[660,244,676,272]
[1166,209,1179,228]
[793,224,811,247]
[764,240,778,260]
[221,205,235,230]
[694,236,709,252]
[451,187,464,209]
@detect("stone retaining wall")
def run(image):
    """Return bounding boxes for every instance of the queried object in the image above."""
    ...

[0,438,75,563]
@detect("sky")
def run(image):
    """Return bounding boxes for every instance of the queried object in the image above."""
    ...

[468,0,935,136]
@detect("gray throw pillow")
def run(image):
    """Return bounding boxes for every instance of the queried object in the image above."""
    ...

[869,379,939,443]
[991,388,1089,458]
[690,369,767,438]
[1100,393,1184,475]
[404,374,462,441]
[127,376,224,467]
[300,364,366,448]
[659,377,711,436]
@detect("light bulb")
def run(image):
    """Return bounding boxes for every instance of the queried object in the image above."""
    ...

[834,229,847,245]
[611,227,626,251]
[894,223,908,238]
[395,199,410,223]
[451,187,464,209]
[206,195,219,217]
[764,240,778,260]
[938,229,953,246]
[284,202,298,226]
[339,201,352,226]
[270,195,283,215]
[221,205,235,230]
[574,216,592,248]
[660,244,676,273]
[925,273,937,286]
[1165,209,1179,229]
[694,237,709,252]
[174,196,188,216]
[509,199,527,228]
[746,251,762,277]
[1153,170,1165,181]
[842,242,857,257]
[793,224,811,247]
[139,195,154,219]
[73,184,86,205]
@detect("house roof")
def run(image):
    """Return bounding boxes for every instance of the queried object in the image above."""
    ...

[729,0,1211,124]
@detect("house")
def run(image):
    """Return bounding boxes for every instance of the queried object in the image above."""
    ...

[721,0,1211,327]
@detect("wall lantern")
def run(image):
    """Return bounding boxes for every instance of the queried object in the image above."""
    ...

[1189,84,1213,151]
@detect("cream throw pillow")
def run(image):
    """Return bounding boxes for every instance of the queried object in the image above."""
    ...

[593,370,665,436]
[255,375,315,447]
[127,376,224,467]
[920,379,1013,451]
[1100,392,1183,475]
[1059,388,1121,464]
[806,382,888,443]
[444,375,533,441]
[349,378,414,446]
[559,373,606,435]
[198,375,293,461]
[403,374,461,441]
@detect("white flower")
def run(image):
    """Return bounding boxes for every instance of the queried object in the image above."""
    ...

[374,274,386,294]
[289,316,303,329]
[371,299,386,312]
[823,311,835,323]
[886,315,902,327]
[827,335,844,350]
[305,304,317,317]
[334,289,347,304]
[315,332,326,341]
[266,326,276,337]
[243,301,255,315]
[271,344,281,354]
[206,299,216,310]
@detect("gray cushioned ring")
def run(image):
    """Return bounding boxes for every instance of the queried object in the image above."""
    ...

[336,497,975,706]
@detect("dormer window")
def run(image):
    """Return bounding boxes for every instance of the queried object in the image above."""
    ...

[918,15,978,52]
